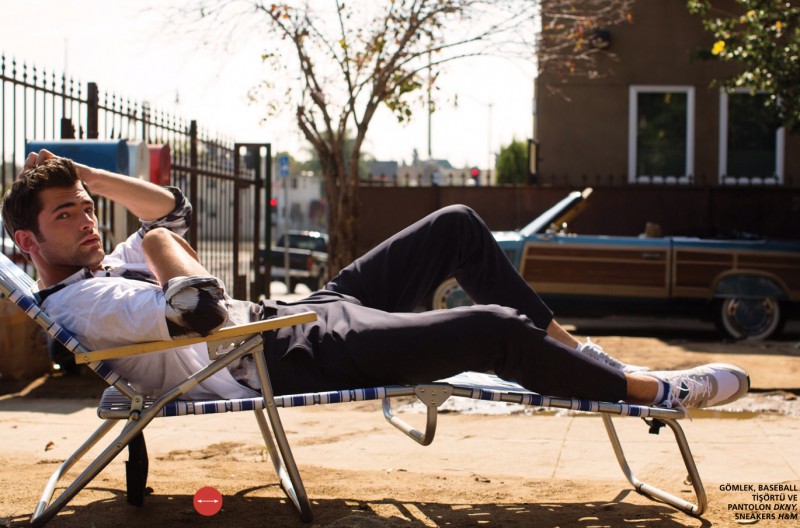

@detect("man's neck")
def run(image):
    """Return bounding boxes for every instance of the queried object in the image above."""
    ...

[37,263,99,289]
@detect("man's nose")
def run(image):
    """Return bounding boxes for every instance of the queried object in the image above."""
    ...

[80,212,96,229]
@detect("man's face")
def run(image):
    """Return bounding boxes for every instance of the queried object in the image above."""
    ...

[25,182,104,278]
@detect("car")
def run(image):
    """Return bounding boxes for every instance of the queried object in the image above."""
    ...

[265,230,328,292]
[431,188,800,340]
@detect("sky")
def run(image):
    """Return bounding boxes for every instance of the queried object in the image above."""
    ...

[0,0,536,170]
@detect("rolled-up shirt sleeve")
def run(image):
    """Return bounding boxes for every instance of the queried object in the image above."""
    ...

[163,275,229,338]
[139,186,192,238]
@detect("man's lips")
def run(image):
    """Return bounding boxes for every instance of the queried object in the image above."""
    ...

[80,235,101,247]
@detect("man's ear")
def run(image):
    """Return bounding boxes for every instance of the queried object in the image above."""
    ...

[14,230,39,254]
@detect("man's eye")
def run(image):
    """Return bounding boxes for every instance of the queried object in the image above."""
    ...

[56,212,69,219]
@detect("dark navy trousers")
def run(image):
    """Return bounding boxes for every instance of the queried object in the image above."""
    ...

[262,205,627,402]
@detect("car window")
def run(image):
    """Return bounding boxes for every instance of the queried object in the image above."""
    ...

[284,234,327,252]
[519,191,585,237]
[312,238,327,252]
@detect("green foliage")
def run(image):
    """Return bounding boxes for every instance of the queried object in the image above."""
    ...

[687,0,800,130]
[495,139,528,185]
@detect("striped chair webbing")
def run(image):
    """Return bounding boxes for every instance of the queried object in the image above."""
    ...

[99,386,391,418]
[440,372,681,419]
[0,253,120,386]
[99,388,266,417]
[453,383,651,417]
[98,373,681,420]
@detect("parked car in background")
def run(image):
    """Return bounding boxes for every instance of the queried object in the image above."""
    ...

[266,230,328,292]
[432,189,800,340]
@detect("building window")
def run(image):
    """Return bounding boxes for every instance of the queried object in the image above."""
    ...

[628,85,695,184]
[719,90,784,185]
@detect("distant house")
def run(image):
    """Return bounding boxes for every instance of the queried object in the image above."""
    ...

[270,160,325,232]
[536,0,798,187]
[367,158,477,186]
[366,160,399,183]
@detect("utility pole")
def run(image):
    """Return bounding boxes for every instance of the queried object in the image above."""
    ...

[487,102,493,186]
[427,48,433,160]
[426,47,433,185]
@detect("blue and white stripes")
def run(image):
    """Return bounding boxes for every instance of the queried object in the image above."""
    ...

[99,386,392,418]
[457,385,656,418]
[97,382,679,420]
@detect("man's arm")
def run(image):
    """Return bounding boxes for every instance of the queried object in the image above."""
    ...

[142,227,229,337]
[26,149,175,221]
[77,163,175,221]
[141,228,205,284]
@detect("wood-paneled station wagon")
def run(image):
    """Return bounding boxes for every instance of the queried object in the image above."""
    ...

[432,189,800,340]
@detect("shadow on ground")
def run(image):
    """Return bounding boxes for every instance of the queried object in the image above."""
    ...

[564,316,800,343]
[0,369,106,400]
[5,487,710,528]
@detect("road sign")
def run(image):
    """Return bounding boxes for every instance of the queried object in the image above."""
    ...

[279,155,289,178]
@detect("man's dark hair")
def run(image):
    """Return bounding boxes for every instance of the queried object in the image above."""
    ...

[1,158,82,243]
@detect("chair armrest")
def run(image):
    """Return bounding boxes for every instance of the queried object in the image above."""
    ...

[74,311,317,364]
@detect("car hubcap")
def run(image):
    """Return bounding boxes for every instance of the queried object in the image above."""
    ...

[724,297,777,339]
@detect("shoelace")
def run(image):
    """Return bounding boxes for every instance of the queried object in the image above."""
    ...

[581,338,625,370]
[661,374,713,419]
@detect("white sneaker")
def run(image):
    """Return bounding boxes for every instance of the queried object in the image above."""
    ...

[647,363,750,409]
[579,338,649,374]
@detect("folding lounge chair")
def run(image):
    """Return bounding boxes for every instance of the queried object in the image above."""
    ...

[0,252,708,526]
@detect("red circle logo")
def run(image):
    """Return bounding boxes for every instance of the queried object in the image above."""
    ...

[193,486,223,516]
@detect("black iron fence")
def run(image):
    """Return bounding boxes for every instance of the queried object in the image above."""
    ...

[361,170,784,188]
[1,55,269,301]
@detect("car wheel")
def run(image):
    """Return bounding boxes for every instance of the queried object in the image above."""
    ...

[431,277,474,310]
[304,277,321,292]
[713,297,785,340]
[314,267,327,291]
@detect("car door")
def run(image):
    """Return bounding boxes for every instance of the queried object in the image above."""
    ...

[518,234,672,300]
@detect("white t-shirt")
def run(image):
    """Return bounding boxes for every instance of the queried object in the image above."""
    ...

[40,195,259,401]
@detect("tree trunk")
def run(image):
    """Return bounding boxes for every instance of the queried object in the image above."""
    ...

[324,154,360,278]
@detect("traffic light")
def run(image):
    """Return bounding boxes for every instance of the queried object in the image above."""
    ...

[270,197,278,208]
[470,167,480,179]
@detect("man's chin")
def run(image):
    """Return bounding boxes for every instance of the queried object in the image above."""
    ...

[84,249,105,269]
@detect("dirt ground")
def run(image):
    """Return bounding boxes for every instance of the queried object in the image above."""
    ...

[1,322,799,528]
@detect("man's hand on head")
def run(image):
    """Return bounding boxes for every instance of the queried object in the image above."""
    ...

[19,149,58,177]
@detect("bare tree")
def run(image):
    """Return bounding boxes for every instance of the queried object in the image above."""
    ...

[172,0,632,275]
[537,0,635,80]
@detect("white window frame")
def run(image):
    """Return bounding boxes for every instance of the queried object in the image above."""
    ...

[628,85,695,184]
[718,88,785,186]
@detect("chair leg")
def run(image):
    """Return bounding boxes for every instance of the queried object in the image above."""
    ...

[30,416,154,527]
[253,352,314,522]
[251,351,313,522]
[601,413,708,516]
[253,409,313,521]
[31,419,118,526]
[125,432,150,507]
